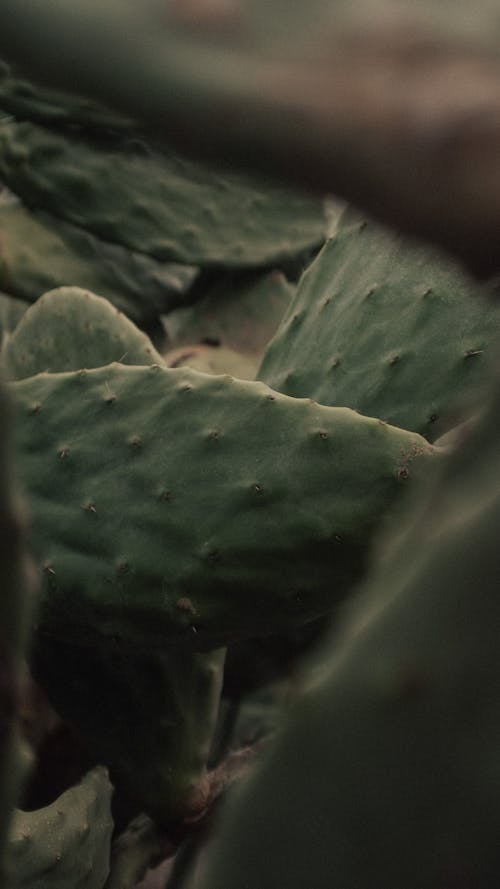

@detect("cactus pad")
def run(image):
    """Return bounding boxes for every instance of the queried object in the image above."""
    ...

[32,641,225,827]
[0,119,326,268]
[195,372,500,889]
[163,270,294,367]
[259,208,500,439]
[13,363,440,650]
[2,286,164,380]
[0,199,196,327]
[7,766,113,889]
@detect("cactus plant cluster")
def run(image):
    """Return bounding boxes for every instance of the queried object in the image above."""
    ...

[0,4,499,888]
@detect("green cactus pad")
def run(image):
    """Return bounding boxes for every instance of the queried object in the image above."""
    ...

[0,379,37,881]
[0,199,197,327]
[0,118,326,268]
[259,208,500,439]
[7,766,113,889]
[32,640,225,826]
[196,372,500,889]
[0,58,134,131]
[163,270,294,366]
[2,287,164,380]
[0,290,28,347]
[13,363,439,651]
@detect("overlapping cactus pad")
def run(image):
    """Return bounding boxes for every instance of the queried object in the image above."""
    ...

[33,640,225,826]
[0,118,326,268]
[2,286,164,380]
[13,363,440,650]
[259,208,500,439]
[0,379,37,882]
[0,199,196,326]
[196,373,500,889]
[7,767,113,889]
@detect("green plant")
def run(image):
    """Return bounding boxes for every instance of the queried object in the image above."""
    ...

[0,3,500,888]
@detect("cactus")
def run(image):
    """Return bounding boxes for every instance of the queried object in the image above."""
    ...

[2,286,165,380]
[0,7,498,886]
[11,362,440,651]
[0,118,326,268]
[31,640,225,827]
[0,198,197,328]
[259,207,500,440]
[0,290,27,348]
[104,814,165,889]
[7,766,113,889]
[0,58,133,132]
[194,371,500,889]
[0,378,37,882]
[163,270,294,372]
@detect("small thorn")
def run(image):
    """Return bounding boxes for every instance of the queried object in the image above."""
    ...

[464,348,483,358]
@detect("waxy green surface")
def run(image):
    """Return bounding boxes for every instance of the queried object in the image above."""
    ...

[13,363,439,650]
[260,208,500,439]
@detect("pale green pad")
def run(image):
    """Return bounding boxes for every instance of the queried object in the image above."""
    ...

[8,767,113,889]
[2,286,164,380]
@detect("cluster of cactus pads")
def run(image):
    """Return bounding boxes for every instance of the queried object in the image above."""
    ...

[1,9,500,888]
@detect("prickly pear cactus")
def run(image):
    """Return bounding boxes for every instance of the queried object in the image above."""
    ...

[12,363,440,651]
[0,199,197,327]
[0,58,133,131]
[259,207,500,439]
[0,291,27,349]
[163,270,294,371]
[1,286,165,380]
[31,640,225,827]
[7,766,113,889]
[195,372,500,889]
[0,118,326,268]
[0,378,36,882]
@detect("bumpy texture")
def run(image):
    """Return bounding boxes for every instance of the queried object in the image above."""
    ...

[196,372,500,889]
[259,207,500,439]
[2,286,164,380]
[0,58,134,131]
[0,199,196,326]
[7,766,113,889]
[12,363,440,650]
[32,641,225,826]
[0,119,326,267]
